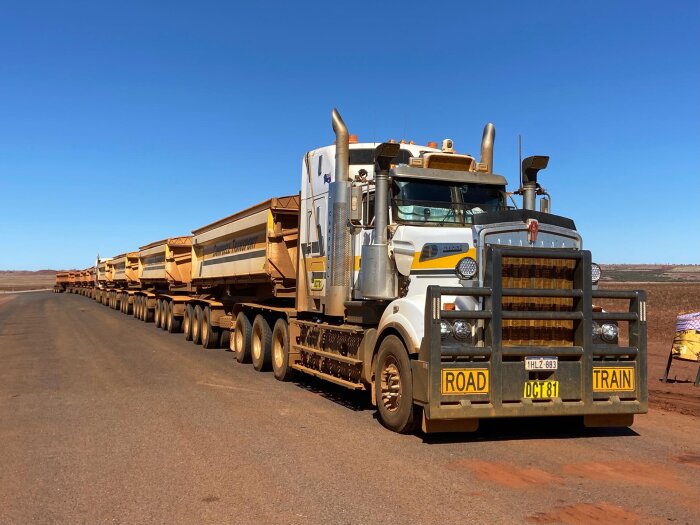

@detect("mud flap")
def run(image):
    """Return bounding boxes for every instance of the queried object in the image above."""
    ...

[422,413,479,433]
[583,414,634,428]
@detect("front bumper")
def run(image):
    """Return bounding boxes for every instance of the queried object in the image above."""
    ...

[413,247,648,422]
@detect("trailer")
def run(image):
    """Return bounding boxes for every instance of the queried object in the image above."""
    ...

[104,252,140,313]
[94,258,113,305]
[181,196,299,354]
[54,272,70,293]
[133,236,193,332]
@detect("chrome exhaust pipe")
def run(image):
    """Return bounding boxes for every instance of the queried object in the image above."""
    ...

[479,123,495,173]
[332,108,349,182]
[326,108,352,317]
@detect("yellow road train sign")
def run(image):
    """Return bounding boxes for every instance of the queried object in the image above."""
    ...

[441,369,489,395]
[593,367,635,391]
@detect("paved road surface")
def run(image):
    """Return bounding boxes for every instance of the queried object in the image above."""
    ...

[1,293,699,524]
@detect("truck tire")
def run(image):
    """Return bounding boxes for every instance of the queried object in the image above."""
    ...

[220,325,230,350]
[115,293,120,311]
[184,304,194,341]
[251,315,272,371]
[166,302,181,333]
[155,299,162,327]
[233,312,252,363]
[374,335,420,434]
[272,318,294,381]
[192,305,203,345]
[202,306,220,349]
[158,299,168,330]
[133,296,139,318]
[144,298,154,322]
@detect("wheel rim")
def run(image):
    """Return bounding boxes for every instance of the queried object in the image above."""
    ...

[380,356,402,413]
[193,311,199,340]
[184,311,190,334]
[252,327,261,361]
[272,330,284,369]
[202,316,208,342]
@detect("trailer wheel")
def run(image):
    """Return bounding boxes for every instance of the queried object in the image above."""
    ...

[160,300,168,328]
[145,298,154,322]
[251,315,272,371]
[184,304,194,341]
[374,335,420,434]
[233,312,252,363]
[166,302,181,333]
[125,295,132,315]
[192,305,203,345]
[134,296,141,318]
[272,318,294,381]
[202,306,220,349]
[115,293,120,311]
[155,299,162,327]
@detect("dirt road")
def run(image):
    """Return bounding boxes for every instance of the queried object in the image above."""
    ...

[1,293,699,524]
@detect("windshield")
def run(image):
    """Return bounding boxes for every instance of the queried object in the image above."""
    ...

[392,179,505,226]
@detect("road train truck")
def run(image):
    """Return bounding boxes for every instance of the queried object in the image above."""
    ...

[165,109,647,433]
[79,109,648,434]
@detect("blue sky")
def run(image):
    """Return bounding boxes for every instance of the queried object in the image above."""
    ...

[0,1,698,270]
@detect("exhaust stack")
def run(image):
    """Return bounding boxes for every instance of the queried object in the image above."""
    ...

[359,142,399,300]
[326,108,352,317]
[479,123,495,173]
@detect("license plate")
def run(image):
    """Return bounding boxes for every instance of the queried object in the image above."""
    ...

[524,356,558,371]
[523,380,559,399]
[441,369,489,395]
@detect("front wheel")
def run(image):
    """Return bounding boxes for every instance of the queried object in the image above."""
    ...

[374,335,420,434]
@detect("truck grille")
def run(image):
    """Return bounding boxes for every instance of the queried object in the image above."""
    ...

[501,256,576,346]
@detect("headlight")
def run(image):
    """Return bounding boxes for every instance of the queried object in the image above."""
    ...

[592,321,602,338]
[456,257,478,280]
[601,323,618,343]
[591,263,601,284]
[452,320,473,342]
[440,321,452,339]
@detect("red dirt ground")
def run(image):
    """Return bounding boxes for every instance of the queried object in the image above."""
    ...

[600,282,700,417]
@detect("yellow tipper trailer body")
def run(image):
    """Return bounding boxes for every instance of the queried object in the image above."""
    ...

[191,195,299,298]
[131,237,193,324]
[138,236,192,287]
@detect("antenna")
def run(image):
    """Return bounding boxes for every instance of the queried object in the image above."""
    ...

[518,134,523,189]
